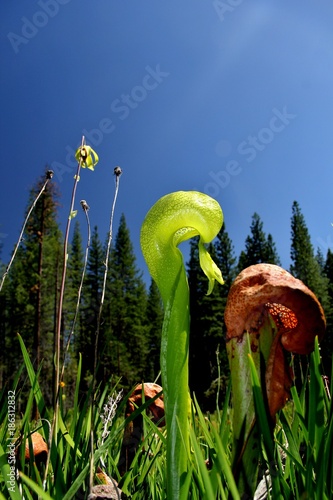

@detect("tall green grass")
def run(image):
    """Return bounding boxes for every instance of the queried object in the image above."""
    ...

[249,337,333,500]
[0,336,332,499]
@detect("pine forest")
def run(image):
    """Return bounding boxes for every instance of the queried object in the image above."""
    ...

[1,170,332,414]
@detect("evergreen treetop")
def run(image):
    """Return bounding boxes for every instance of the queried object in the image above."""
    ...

[290,200,329,308]
[238,212,280,271]
[103,213,149,387]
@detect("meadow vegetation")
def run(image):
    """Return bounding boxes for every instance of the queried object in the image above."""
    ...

[0,139,332,499]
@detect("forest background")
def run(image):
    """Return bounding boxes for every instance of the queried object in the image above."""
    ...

[1,171,332,413]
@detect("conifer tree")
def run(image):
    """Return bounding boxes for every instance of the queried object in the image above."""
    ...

[290,201,330,371]
[65,221,84,341]
[79,226,104,386]
[324,249,333,294]
[1,171,62,404]
[103,214,148,388]
[144,278,163,382]
[62,220,84,397]
[322,249,333,369]
[214,223,237,292]
[238,213,280,271]
[265,233,281,266]
[290,201,329,308]
[213,223,237,400]
[0,243,5,387]
[316,247,326,272]
[187,236,226,410]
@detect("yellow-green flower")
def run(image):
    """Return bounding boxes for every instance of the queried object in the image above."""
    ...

[75,145,99,170]
[198,239,224,294]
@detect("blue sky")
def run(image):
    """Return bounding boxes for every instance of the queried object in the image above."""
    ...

[1,1,333,285]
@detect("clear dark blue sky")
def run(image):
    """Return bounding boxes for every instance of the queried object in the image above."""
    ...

[1,1,333,284]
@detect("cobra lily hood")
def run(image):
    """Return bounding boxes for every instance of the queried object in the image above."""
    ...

[225,263,326,418]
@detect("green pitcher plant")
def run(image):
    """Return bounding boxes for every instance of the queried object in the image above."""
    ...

[140,191,224,500]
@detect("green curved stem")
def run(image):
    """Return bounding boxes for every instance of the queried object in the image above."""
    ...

[140,191,223,499]
[228,314,276,496]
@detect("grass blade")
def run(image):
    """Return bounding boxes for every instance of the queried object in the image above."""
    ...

[17,334,45,417]
[0,442,22,500]
[19,471,53,500]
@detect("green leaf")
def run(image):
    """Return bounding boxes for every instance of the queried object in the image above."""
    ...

[69,210,77,219]
[198,239,224,294]
[19,472,54,500]
[17,334,45,416]
[210,425,240,500]
[0,443,22,500]
[190,426,215,500]
[248,353,283,499]
[58,412,82,458]
[248,353,274,457]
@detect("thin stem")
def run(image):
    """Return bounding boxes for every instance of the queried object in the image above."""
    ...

[88,168,121,484]
[44,136,84,487]
[54,136,84,405]
[0,170,53,292]
[60,200,91,384]
[93,167,122,390]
